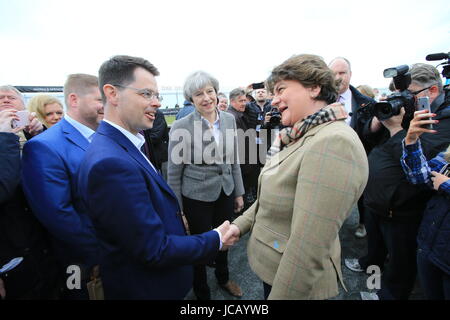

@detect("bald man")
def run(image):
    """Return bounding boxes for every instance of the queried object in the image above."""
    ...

[329,57,376,239]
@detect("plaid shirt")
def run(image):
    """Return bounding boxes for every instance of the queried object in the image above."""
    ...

[401,139,450,194]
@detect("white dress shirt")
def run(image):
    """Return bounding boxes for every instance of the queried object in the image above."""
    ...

[339,88,353,125]
[201,111,221,147]
[103,120,158,173]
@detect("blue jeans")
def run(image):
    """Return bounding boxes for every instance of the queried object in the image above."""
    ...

[417,249,450,300]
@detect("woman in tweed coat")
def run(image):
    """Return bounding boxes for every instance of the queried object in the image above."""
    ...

[224,54,369,300]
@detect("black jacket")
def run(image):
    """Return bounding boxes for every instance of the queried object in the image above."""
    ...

[227,107,260,188]
[418,192,450,275]
[364,94,450,220]
[349,85,376,154]
[142,109,169,172]
[0,133,59,299]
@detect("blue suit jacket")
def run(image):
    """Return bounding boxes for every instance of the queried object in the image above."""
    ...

[21,118,99,268]
[76,121,220,300]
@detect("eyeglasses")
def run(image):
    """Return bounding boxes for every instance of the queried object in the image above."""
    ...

[411,86,433,96]
[113,84,163,102]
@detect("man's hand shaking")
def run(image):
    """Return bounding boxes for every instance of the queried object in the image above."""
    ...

[216,221,242,251]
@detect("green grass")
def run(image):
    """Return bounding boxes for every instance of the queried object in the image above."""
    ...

[164,115,176,126]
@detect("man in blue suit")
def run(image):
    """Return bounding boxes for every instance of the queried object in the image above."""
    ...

[21,74,104,299]
[76,55,229,300]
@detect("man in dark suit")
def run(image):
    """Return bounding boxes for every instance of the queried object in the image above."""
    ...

[227,88,260,212]
[21,74,104,299]
[329,57,376,239]
[76,55,229,300]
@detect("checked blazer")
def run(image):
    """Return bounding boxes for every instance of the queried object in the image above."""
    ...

[233,119,369,300]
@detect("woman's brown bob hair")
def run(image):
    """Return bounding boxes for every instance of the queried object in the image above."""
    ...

[267,54,339,104]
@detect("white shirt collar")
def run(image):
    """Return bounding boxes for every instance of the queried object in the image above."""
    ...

[102,119,145,151]
[200,109,220,127]
[201,110,221,146]
[102,119,158,172]
[64,114,96,142]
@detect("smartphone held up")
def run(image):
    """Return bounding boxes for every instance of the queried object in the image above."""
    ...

[417,96,433,130]
[12,110,30,129]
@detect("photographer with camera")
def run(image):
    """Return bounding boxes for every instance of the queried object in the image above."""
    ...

[243,83,280,166]
[346,63,450,300]
[227,88,261,213]
[401,109,450,300]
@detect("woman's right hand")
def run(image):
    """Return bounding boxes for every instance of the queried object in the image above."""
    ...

[405,109,438,145]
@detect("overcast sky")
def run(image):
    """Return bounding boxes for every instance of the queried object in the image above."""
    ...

[1,0,449,92]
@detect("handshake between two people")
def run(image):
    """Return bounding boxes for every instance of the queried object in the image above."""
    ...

[215,221,242,251]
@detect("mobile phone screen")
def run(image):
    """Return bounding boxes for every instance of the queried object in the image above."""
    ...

[417,97,433,130]
[12,110,30,128]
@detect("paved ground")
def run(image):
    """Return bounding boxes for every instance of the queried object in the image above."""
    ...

[185,206,425,300]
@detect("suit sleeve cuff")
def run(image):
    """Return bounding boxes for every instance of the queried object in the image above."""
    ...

[213,229,222,250]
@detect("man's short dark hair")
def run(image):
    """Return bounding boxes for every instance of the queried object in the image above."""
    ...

[229,88,246,102]
[98,55,160,102]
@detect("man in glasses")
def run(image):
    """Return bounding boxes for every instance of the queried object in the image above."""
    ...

[22,74,104,299]
[345,63,450,300]
[76,55,230,300]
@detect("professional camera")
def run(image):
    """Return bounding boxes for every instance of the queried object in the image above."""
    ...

[358,65,416,122]
[267,107,281,126]
[426,51,450,106]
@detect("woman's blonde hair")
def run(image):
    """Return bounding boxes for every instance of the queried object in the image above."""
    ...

[27,94,63,127]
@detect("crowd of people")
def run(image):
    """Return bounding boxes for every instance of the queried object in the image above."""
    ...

[0,53,448,300]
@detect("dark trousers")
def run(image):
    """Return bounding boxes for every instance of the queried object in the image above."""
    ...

[360,208,421,300]
[263,282,272,300]
[358,208,388,271]
[357,195,365,225]
[182,191,233,300]
[417,249,450,300]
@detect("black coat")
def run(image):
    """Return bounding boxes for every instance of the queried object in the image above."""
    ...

[364,94,450,219]
[349,85,376,154]
[418,192,450,275]
[0,133,59,299]
[142,109,169,172]
[227,107,260,189]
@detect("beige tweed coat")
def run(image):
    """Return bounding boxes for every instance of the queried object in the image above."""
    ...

[233,120,369,300]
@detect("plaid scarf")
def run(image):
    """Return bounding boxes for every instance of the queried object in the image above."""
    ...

[267,103,348,159]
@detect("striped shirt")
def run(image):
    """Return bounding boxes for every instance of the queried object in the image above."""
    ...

[401,139,450,194]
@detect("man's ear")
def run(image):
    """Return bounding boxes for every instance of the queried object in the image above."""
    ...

[68,93,78,109]
[103,84,119,106]
[429,85,440,97]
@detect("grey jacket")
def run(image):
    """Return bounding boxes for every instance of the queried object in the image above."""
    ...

[167,109,245,210]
